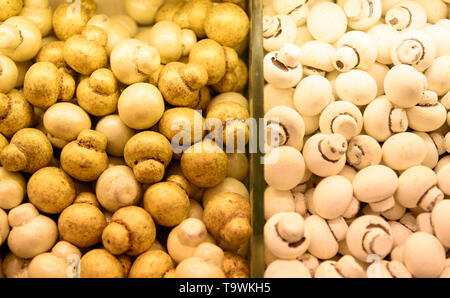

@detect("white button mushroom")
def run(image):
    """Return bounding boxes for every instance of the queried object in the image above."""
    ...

[263,43,303,89]
[265,106,306,151]
[346,215,394,262]
[347,135,382,170]
[264,259,312,278]
[302,133,348,177]
[264,146,306,191]
[304,214,339,259]
[298,40,337,74]
[385,0,427,31]
[333,30,378,72]
[384,64,427,108]
[335,69,378,106]
[407,91,447,132]
[425,55,450,97]
[367,24,401,65]
[307,2,348,43]
[263,15,297,52]
[340,0,382,30]
[319,101,364,141]
[382,132,427,170]
[391,30,436,72]
[353,165,398,212]
[293,75,333,117]
[264,212,310,259]
[313,175,353,219]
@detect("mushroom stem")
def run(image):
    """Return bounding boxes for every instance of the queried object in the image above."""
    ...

[370,196,395,212]
[276,44,301,68]
[319,134,348,162]
[0,24,21,51]
[395,39,424,66]
[418,186,444,212]
[344,0,365,19]
[362,228,392,256]
[266,121,288,148]
[331,114,358,140]
[334,46,359,72]
[277,214,304,243]
[389,108,408,133]
[386,6,412,30]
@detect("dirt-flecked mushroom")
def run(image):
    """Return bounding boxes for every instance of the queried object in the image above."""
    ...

[124,131,173,184]
[0,90,33,138]
[77,68,120,117]
[128,250,174,278]
[63,26,108,75]
[27,167,76,214]
[203,192,251,250]
[144,181,190,227]
[0,0,23,21]
[58,202,106,248]
[223,251,249,278]
[60,129,108,182]
[0,128,52,173]
[80,249,124,278]
[102,206,156,256]
[181,140,228,188]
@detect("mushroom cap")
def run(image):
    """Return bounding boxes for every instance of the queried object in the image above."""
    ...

[264,259,311,278]
[128,250,174,278]
[80,249,124,278]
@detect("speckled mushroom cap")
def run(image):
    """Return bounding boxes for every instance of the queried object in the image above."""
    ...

[395,166,444,211]
[0,128,52,173]
[159,107,205,147]
[102,206,156,256]
[304,215,339,260]
[0,167,25,210]
[60,129,109,182]
[264,259,311,278]
[382,132,427,170]
[363,96,409,142]
[80,249,125,278]
[264,146,306,191]
[346,215,393,262]
[431,200,450,247]
[124,131,173,184]
[223,251,249,278]
[203,192,251,250]
[302,133,348,177]
[129,250,174,278]
[404,232,446,278]
[158,61,208,107]
[202,177,249,209]
[264,212,310,259]
[352,165,398,212]
[0,0,23,21]
[180,140,227,188]
[0,90,33,138]
[144,181,190,227]
[27,167,76,214]
[63,25,108,75]
[189,38,227,85]
[204,3,249,48]
[58,202,106,248]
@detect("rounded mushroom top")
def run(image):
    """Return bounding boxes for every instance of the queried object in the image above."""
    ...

[0,0,23,22]
[352,165,398,203]
[263,15,297,52]
[264,212,310,259]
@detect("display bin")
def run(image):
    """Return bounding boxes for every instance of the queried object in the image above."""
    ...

[48,0,266,278]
